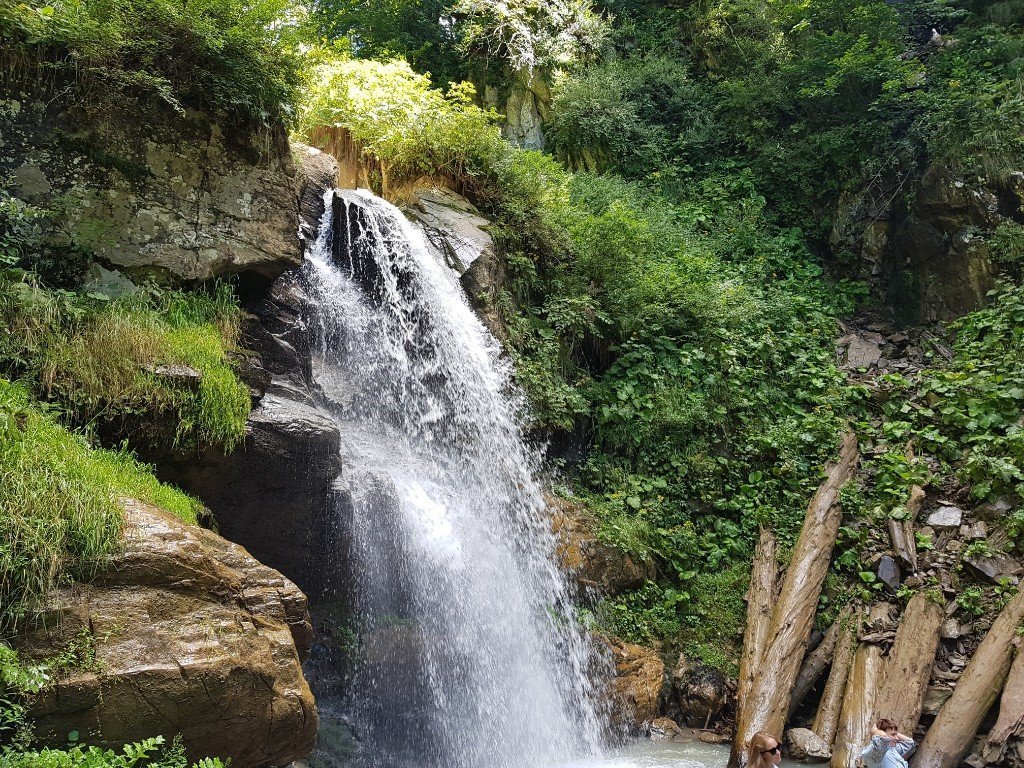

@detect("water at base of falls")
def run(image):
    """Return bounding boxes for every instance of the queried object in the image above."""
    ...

[302,189,607,768]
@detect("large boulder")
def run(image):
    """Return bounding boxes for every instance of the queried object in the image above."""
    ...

[600,636,665,731]
[549,495,654,596]
[0,87,299,282]
[672,654,729,727]
[14,500,317,768]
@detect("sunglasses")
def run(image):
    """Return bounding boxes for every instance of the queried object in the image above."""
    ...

[763,747,781,756]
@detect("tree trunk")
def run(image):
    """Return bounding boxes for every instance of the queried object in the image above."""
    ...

[831,604,889,768]
[730,527,779,768]
[812,607,859,747]
[979,642,1024,766]
[730,431,859,767]
[889,485,923,572]
[873,591,944,733]
[913,587,1024,768]
[790,606,852,718]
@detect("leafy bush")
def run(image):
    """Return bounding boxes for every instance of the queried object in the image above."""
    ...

[0,0,306,124]
[0,378,203,628]
[297,57,503,189]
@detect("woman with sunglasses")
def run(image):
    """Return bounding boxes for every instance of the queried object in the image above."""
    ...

[746,731,783,768]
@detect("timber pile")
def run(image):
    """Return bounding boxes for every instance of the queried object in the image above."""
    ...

[728,430,858,768]
[725,319,1024,767]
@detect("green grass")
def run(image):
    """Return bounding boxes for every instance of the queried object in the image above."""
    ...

[0,378,203,629]
[1,275,250,451]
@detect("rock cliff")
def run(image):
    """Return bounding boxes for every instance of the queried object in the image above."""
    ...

[14,500,317,768]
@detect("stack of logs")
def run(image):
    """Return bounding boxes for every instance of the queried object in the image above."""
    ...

[730,431,1024,768]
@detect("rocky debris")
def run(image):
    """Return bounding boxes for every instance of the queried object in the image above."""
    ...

[963,552,1023,585]
[974,498,1015,522]
[962,522,989,540]
[549,495,654,595]
[649,717,686,742]
[875,555,902,590]
[1,90,300,282]
[143,363,202,389]
[786,728,832,761]
[601,636,665,731]
[940,619,961,640]
[15,499,317,768]
[923,686,954,715]
[927,506,964,531]
[842,335,883,370]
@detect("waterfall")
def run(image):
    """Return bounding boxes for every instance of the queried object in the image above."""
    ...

[302,189,607,768]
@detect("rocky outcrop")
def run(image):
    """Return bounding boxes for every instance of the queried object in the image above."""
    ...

[832,163,1021,323]
[549,495,654,596]
[601,636,665,731]
[14,500,317,768]
[484,70,552,150]
[0,88,299,282]
[151,274,344,597]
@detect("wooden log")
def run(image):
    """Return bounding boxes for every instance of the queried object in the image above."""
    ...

[830,604,890,768]
[873,591,944,733]
[979,641,1024,765]
[913,587,1024,768]
[789,606,852,718]
[888,485,924,572]
[729,527,779,768]
[730,431,859,767]
[738,527,779,709]
[812,607,859,747]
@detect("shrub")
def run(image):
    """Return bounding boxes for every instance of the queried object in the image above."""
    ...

[0,0,306,125]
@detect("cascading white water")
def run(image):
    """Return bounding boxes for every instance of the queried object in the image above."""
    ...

[303,188,607,768]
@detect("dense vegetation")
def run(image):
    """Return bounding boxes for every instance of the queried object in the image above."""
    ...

[1,1,1022,756]
[296,0,1024,668]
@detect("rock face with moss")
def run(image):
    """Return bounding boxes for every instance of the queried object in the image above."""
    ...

[0,90,299,282]
[14,499,317,768]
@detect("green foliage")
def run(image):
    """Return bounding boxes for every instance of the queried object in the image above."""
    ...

[309,0,464,85]
[297,57,504,187]
[866,284,1024,503]
[0,272,249,451]
[0,377,203,628]
[0,0,307,125]
[454,0,608,73]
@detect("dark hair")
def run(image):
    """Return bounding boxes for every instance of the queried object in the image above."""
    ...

[878,718,897,732]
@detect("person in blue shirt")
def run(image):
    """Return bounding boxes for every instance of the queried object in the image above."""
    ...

[860,718,916,768]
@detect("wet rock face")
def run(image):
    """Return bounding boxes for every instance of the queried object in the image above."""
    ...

[549,495,655,596]
[0,88,299,281]
[601,636,666,731]
[831,163,1017,323]
[671,655,729,728]
[14,500,317,768]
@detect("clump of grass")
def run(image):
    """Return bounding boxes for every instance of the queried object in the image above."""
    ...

[0,379,202,630]
[1,276,250,451]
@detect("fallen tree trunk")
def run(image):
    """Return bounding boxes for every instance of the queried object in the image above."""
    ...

[812,607,859,747]
[730,431,859,767]
[978,642,1024,766]
[873,591,944,733]
[913,587,1024,768]
[888,484,924,572]
[831,604,890,768]
[790,606,853,718]
[729,527,779,768]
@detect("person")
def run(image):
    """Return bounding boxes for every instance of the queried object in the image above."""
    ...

[860,718,916,768]
[746,731,783,768]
